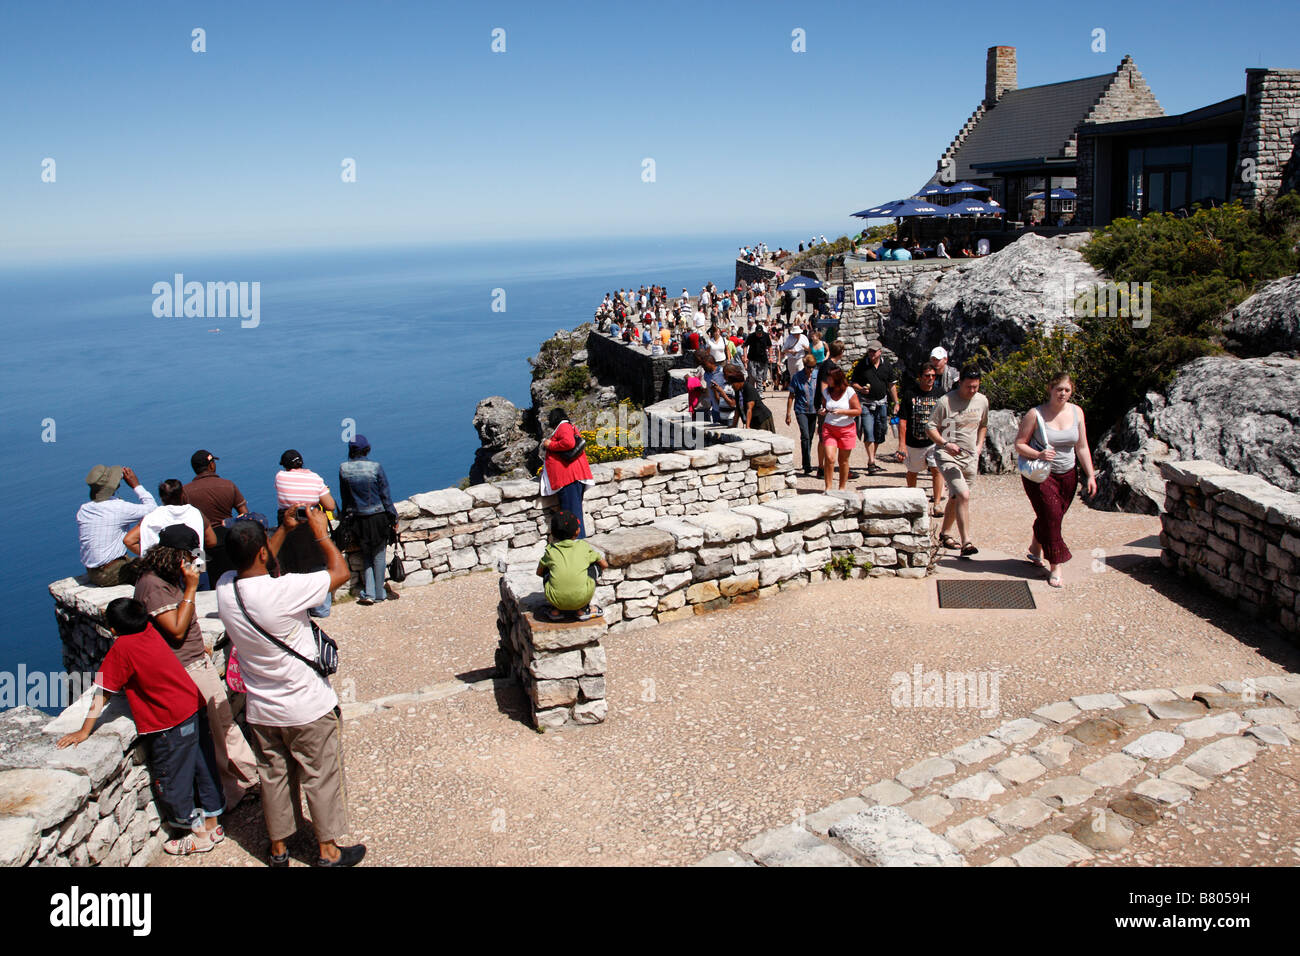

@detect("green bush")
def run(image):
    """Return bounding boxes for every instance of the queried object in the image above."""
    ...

[983,193,1300,434]
[551,365,592,397]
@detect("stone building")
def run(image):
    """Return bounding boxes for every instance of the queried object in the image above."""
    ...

[1077,69,1300,226]
[926,46,1165,223]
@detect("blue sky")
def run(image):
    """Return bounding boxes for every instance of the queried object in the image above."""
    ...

[3,0,1297,263]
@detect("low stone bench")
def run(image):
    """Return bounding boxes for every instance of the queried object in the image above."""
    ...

[497,574,608,729]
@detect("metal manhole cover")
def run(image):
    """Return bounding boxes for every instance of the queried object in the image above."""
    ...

[937,579,1036,610]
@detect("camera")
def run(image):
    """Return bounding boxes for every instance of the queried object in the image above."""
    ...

[295,505,311,520]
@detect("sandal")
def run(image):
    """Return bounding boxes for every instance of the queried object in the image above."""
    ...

[960,543,979,557]
[1048,571,1063,588]
[577,605,604,622]
[931,504,945,517]
[940,535,961,550]
[163,833,214,856]
[537,606,567,623]
[1026,552,1048,570]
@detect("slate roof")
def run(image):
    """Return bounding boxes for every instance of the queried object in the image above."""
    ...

[946,72,1115,180]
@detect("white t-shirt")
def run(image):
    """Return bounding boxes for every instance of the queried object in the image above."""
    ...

[139,504,207,560]
[782,333,809,357]
[216,570,337,727]
[706,334,728,364]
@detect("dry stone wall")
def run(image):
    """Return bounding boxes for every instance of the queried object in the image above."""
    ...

[1159,460,1300,636]
[496,487,933,728]
[0,699,167,867]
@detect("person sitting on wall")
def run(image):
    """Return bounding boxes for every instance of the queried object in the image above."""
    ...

[536,510,608,623]
[78,465,156,587]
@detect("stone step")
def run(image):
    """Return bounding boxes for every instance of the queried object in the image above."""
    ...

[694,675,1299,867]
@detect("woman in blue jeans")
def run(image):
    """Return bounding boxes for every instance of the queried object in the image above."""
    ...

[338,435,398,605]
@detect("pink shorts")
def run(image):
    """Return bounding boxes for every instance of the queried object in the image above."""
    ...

[821,422,857,451]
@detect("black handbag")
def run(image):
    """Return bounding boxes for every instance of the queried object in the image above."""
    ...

[555,433,587,464]
[387,540,407,583]
[329,515,360,553]
[232,578,339,677]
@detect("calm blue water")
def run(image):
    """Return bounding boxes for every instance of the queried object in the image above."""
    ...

[0,234,783,683]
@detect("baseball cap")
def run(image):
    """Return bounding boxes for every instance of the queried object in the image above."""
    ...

[930,347,948,361]
[158,524,200,553]
[190,449,218,474]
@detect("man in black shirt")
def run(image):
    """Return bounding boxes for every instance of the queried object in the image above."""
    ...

[898,365,945,515]
[849,340,899,475]
[745,323,773,390]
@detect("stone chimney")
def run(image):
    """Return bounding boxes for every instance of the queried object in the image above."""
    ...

[985,46,1017,107]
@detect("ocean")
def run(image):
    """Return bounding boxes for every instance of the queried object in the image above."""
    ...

[0,234,778,687]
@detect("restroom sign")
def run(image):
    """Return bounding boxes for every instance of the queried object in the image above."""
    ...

[853,281,878,307]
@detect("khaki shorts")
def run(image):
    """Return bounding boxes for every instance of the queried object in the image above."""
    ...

[905,444,939,474]
[934,449,977,497]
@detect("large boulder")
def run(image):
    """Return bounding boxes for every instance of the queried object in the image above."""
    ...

[981,409,1021,474]
[883,233,1101,372]
[1221,273,1300,357]
[1093,355,1300,513]
[468,396,534,484]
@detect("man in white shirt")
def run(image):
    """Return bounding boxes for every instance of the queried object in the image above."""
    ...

[77,464,156,586]
[781,324,810,383]
[216,507,365,867]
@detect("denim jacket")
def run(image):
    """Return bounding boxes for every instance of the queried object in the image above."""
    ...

[338,459,396,518]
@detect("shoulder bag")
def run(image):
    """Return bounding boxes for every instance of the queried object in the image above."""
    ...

[551,425,587,464]
[1017,406,1052,484]
[232,578,339,677]
[387,539,407,583]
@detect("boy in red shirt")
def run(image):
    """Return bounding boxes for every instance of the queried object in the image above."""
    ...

[58,597,225,856]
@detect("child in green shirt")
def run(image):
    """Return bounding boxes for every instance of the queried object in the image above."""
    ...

[537,511,607,622]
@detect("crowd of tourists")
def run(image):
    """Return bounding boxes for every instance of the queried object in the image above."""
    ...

[67,439,403,866]
[595,279,1097,588]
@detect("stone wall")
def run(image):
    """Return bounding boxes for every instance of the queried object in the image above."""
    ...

[0,699,167,867]
[586,329,692,405]
[734,258,780,288]
[835,259,965,361]
[1231,69,1300,208]
[1159,460,1300,636]
[497,486,933,727]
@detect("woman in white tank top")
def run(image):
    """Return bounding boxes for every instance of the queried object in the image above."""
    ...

[1013,372,1098,587]
[818,367,862,491]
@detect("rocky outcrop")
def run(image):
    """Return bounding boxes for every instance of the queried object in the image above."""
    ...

[883,233,1101,372]
[981,409,1021,474]
[1093,355,1300,513]
[1221,273,1300,357]
[468,396,534,484]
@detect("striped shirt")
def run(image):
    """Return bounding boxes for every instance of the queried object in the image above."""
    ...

[275,468,329,507]
[77,486,157,568]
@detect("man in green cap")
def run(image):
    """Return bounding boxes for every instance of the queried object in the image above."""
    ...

[77,464,155,586]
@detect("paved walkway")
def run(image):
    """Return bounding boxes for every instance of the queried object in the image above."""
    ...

[159,464,1300,866]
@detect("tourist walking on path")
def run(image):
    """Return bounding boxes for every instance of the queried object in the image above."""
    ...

[184,450,249,590]
[78,465,155,587]
[721,365,774,431]
[780,323,810,387]
[216,509,365,867]
[338,435,399,606]
[808,328,827,365]
[134,524,259,809]
[898,365,946,517]
[274,450,337,618]
[541,407,595,538]
[849,339,900,475]
[927,369,989,557]
[818,368,861,491]
[744,322,772,389]
[1014,372,1098,587]
[785,355,820,476]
